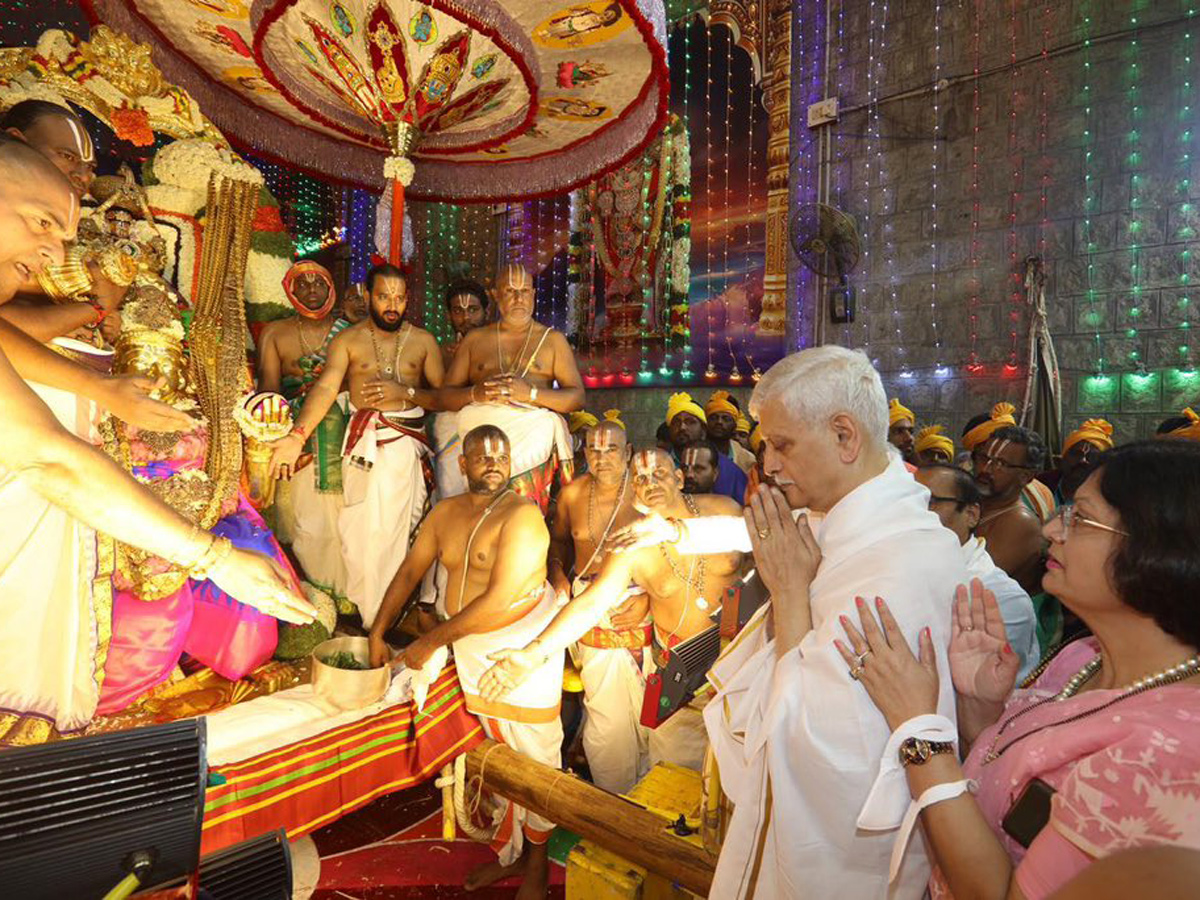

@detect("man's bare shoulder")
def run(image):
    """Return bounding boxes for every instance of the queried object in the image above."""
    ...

[693,493,743,516]
[258,317,291,342]
[405,322,438,346]
[458,326,489,349]
[994,504,1043,536]
[556,473,589,506]
[501,494,550,532]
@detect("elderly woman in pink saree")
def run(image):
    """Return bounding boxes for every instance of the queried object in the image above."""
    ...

[836,439,1200,899]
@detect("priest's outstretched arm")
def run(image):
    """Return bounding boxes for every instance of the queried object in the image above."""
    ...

[0,343,314,625]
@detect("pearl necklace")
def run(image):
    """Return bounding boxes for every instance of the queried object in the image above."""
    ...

[1056,653,1200,700]
[983,650,1200,764]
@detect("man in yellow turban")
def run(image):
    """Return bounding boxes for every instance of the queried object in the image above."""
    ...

[914,425,955,465]
[602,408,626,431]
[963,402,1057,522]
[666,392,747,502]
[1164,408,1200,442]
[568,411,600,475]
[734,412,752,449]
[1045,417,1115,504]
[961,402,1017,452]
[706,390,756,474]
[569,410,599,433]
[887,398,916,462]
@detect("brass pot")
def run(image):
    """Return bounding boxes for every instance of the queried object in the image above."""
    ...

[311,636,389,711]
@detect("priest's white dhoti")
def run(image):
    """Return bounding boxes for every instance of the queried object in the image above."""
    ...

[703,455,967,899]
[338,406,431,628]
[431,411,465,499]
[290,461,348,601]
[572,577,651,794]
[452,581,564,865]
[0,374,106,743]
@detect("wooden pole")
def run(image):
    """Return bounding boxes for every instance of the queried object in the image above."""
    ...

[464,740,716,897]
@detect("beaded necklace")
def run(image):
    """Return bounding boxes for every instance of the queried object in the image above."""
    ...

[983,650,1200,764]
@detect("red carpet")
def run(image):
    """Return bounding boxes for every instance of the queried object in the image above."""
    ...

[308,781,572,898]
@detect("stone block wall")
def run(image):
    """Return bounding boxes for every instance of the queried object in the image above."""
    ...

[585,386,756,448]
[790,0,1200,446]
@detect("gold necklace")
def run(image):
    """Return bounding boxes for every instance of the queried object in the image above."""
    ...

[657,494,707,597]
[296,317,329,358]
[581,471,629,577]
[370,321,409,378]
[495,322,534,376]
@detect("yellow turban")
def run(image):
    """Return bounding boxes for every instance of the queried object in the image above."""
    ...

[568,411,599,433]
[915,425,954,459]
[735,413,751,435]
[706,390,739,420]
[1169,408,1200,441]
[749,424,764,453]
[962,402,1018,451]
[1063,418,1115,454]
[667,392,707,425]
[888,398,915,427]
[602,408,626,431]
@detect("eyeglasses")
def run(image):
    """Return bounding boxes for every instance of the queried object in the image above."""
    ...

[971,451,1035,472]
[927,494,964,505]
[1053,503,1128,538]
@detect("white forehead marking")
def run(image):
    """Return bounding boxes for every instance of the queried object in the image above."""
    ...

[683,447,701,467]
[634,450,657,476]
[453,297,474,310]
[64,117,93,163]
[482,436,503,456]
[66,191,78,226]
[503,267,531,290]
[587,428,614,450]
[990,439,1012,458]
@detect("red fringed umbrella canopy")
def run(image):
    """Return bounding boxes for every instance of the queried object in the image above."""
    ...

[86,0,670,203]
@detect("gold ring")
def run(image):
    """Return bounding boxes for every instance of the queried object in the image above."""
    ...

[757,527,771,539]
[849,665,865,681]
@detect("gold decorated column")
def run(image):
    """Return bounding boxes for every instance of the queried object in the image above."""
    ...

[757,0,792,338]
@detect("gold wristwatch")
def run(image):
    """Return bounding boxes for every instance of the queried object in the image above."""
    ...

[899,737,955,767]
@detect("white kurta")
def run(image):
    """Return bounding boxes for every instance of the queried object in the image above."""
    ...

[703,456,967,899]
[962,536,1040,681]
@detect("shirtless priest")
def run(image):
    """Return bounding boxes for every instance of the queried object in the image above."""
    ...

[368,424,562,899]
[547,416,652,792]
[481,447,743,772]
[412,263,584,513]
[257,260,349,600]
[269,263,443,628]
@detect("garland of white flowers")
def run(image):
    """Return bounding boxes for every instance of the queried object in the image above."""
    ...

[667,115,691,305]
[383,155,415,186]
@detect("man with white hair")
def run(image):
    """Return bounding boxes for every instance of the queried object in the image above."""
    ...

[612,346,967,898]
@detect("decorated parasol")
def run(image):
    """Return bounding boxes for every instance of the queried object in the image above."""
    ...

[86,0,670,264]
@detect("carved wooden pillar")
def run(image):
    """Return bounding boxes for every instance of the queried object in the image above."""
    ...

[757,0,792,338]
[708,0,790,339]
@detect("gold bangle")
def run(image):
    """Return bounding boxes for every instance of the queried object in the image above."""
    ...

[177,524,206,569]
[190,535,234,580]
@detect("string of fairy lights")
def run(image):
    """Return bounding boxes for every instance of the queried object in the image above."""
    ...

[1177,10,1197,378]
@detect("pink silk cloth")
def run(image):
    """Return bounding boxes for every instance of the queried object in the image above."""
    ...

[931,638,1200,899]
[98,495,298,715]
